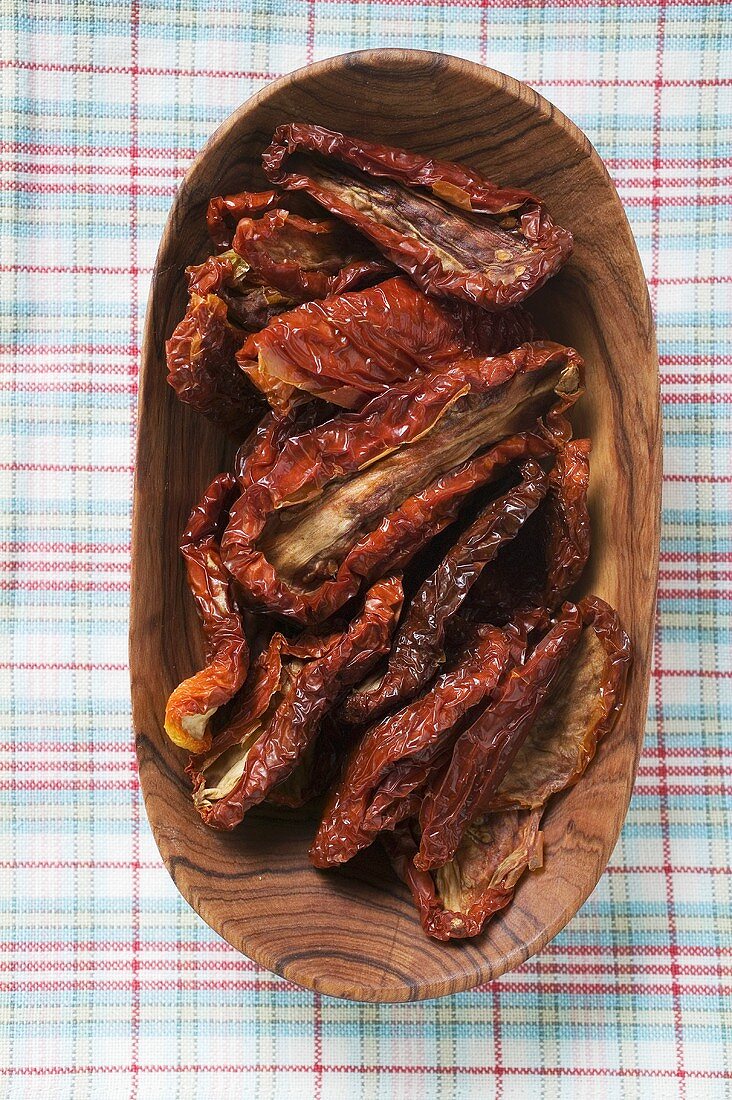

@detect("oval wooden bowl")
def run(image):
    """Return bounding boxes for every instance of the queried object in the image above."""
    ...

[130,49,660,1002]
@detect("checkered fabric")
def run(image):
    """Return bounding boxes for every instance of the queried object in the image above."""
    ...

[0,1,730,1097]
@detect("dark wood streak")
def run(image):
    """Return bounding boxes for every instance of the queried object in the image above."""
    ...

[130,49,661,1003]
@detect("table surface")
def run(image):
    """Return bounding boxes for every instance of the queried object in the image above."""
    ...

[0,2,730,1098]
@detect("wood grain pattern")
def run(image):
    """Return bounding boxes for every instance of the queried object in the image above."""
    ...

[129,50,660,1003]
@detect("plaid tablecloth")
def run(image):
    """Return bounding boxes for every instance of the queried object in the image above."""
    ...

[1,1,730,1097]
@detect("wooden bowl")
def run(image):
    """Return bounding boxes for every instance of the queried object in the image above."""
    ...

[130,49,660,1002]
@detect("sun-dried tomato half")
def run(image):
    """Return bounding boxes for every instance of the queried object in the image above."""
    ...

[231,208,389,306]
[489,595,632,811]
[185,249,296,333]
[343,459,549,727]
[238,275,537,413]
[262,123,572,310]
[165,293,261,437]
[310,626,509,868]
[384,595,630,940]
[416,602,585,871]
[383,810,544,941]
[465,438,591,623]
[207,189,281,249]
[221,341,583,623]
[164,473,247,753]
[187,574,402,829]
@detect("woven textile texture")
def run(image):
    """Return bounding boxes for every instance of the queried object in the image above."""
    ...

[1,1,730,1097]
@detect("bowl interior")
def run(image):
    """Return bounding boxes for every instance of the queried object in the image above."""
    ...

[130,50,660,1002]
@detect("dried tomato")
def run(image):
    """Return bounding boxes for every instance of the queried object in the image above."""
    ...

[416,602,584,871]
[164,473,248,753]
[220,341,583,623]
[542,440,592,608]
[489,595,631,811]
[207,189,280,249]
[343,459,549,727]
[466,438,591,623]
[383,811,544,941]
[165,293,261,437]
[238,275,537,413]
[187,574,402,830]
[185,249,295,332]
[309,626,509,868]
[186,249,252,298]
[265,715,344,808]
[231,208,389,306]
[262,123,573,310]
[384,596,630,939]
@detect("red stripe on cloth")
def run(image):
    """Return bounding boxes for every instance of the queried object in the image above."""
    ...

[645,747,732,761]
[0,1064,728,1080]
[313,994,323,1100]
[2,958,729,979]
[662,475,732,483]
[0,380,137,393]
[0,178,175,196]
[129,6,141,1098]
[5,560,130,573]
[0,959,252,972]
[0,860,172,869]
[0,662,128,670]
[0,462,134,473]
[626,193,732,206]
[4,140,731,169]
[652,10,686,1086]
[5,159,732,196]
[0,140,196,159]
[0,263,152,274]
[662,393,732,405]
[0,541,130,553]
[3,742,134,752]
[3,954,728,977]
[661,354,732,365]
[658,588,731,599]
[0,780,138,791]
[638,766,732,779]
[0,160,179,180]
[1,976,731,998]
[532,76,732,87]
[0,343,137,354]
[0,940,240,953]
[656,613,688,1088]
[5,362,138,376]
[635,784,730,796]
[0,58,277,78]
[0,581,131,592]
[3,55,732,85]
[0,760,136,774]
[650,274,732,285]
[12,938,726,960]
[662,551,732,563]
[3,169,731,204]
